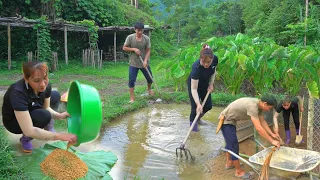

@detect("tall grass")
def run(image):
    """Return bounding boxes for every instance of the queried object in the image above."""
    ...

[0,127,28,179]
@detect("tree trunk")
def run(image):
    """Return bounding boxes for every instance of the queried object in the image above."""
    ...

[304,0,308,48]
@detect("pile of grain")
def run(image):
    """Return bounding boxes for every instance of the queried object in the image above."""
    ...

[40,149,88,180]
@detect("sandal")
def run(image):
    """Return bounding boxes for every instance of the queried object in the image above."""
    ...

[235,172,253,179]
[225,165,235,170]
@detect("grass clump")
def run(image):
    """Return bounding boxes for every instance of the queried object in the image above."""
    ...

[0,127,28,180]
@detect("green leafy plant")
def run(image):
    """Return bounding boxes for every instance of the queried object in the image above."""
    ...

[33,16,51,62]
[77,19,99,49]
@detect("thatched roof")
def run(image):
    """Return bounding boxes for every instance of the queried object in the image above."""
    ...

[0,17,154,32]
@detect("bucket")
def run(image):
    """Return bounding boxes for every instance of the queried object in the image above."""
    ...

[67,80,102,146]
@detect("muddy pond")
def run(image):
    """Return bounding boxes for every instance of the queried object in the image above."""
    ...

[75,104,225,180]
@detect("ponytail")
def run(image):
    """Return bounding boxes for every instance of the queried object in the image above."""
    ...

[200,44,213,59]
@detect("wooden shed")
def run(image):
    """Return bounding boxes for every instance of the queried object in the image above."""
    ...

[0,17,154,70]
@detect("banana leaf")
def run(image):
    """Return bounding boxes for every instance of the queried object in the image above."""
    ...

[307,81,319,99]
[14,141,118,180]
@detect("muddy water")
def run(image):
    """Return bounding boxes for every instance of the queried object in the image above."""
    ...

[77,104,225,180]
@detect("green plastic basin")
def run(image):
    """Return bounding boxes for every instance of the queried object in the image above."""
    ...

[67,80,102,146]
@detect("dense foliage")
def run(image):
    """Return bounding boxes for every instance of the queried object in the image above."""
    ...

[157,34,320,98]
[155,0,320,48]
[0,0,168,65]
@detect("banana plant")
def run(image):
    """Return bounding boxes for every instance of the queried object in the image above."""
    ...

[304,53,320,98]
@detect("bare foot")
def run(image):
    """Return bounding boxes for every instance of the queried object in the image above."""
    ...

[225,161,233,167]
[235,170,245,177]
[148,90,154,96]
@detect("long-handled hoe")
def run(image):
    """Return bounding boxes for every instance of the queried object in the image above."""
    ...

[139,56,162,102]
[295,95,304,145]
[176,91,210,160]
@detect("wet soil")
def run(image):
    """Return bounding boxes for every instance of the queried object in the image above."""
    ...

[205,125,310,180]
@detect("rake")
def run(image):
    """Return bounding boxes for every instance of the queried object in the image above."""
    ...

[176,91,210,160]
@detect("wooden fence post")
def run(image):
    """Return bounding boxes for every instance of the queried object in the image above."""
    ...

[52,52,58,71]
[8,24,11,70]
[64,26,68,65]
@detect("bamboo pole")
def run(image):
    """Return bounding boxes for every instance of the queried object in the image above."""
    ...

[100,50,103,69]
[64,26,68,65]
[82,49,84,66]
[55,52,58,70]
[52,52,55,71]
[52,52,58,71]
[7,24,11,70]
[114,31,116,64]
[37,29,39,61]
[91,50,95,68]
[83,49,86,66]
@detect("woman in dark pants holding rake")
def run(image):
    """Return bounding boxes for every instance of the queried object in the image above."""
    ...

[273,96,304,145]
[187,44,218,132]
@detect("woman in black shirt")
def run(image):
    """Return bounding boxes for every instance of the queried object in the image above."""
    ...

[273,96,304,144]
[187,44,218,131]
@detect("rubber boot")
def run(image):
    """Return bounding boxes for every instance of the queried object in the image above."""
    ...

[190,121,198,132]
[20,135,33,153]
[45,119,55,132]
[285,130,291,145]
[198,114,205,125]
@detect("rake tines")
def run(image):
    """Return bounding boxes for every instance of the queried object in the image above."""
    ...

[176,144,195,160]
